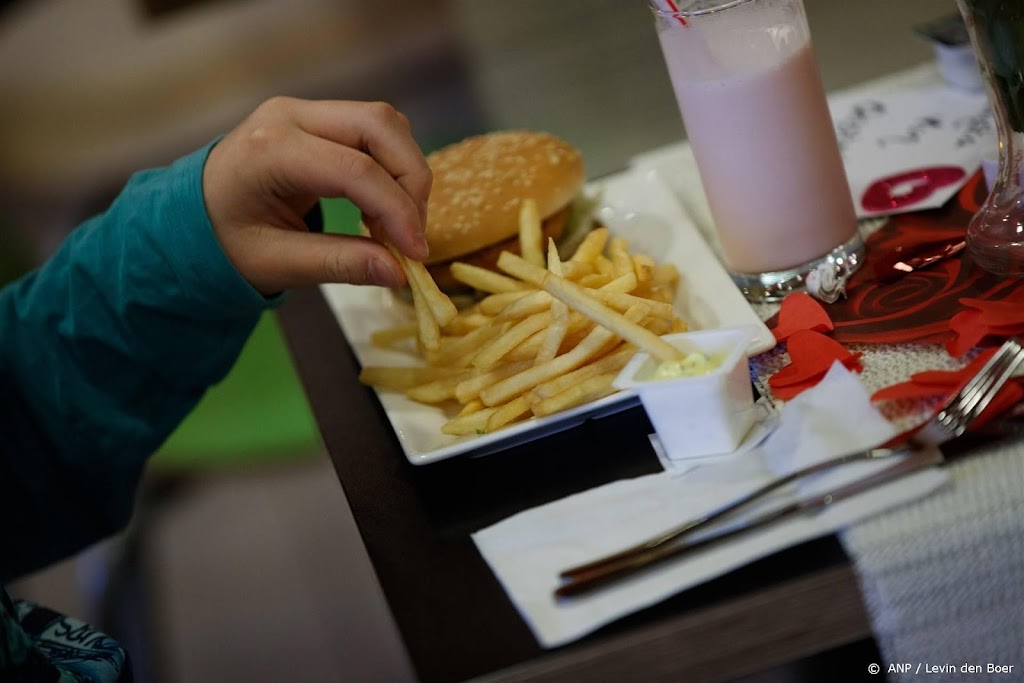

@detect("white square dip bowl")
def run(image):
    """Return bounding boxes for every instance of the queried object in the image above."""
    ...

[613,327,758,459]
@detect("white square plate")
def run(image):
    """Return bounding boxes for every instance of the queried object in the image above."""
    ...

[320,169,774,465]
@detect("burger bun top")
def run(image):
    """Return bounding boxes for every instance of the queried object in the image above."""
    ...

[424,130,585,265]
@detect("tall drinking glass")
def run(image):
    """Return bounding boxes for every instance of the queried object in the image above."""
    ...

[648,0,864,302]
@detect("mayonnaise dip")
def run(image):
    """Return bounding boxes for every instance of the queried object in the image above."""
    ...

[651,352,719,380]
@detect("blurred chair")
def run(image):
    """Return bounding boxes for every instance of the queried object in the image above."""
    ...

[0,213,33,284]
[0,0,485,259]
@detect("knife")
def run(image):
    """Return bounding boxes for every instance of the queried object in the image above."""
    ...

[554,447,944,600]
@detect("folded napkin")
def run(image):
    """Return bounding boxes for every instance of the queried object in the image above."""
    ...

[472,364,950,648]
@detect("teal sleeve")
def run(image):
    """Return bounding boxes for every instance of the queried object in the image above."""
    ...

[0,141,276,580]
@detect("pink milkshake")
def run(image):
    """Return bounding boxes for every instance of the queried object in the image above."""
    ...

[650,0,862,300]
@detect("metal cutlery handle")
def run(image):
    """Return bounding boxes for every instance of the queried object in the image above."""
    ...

[559,445,899,580]
[555,448,944,600]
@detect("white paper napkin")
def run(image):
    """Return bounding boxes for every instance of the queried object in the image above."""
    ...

[471,364,950,648]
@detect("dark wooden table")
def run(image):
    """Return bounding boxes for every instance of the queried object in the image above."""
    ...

[277,286,875,682]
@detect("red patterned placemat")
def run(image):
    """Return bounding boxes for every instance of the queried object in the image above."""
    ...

[786,172,1024,346]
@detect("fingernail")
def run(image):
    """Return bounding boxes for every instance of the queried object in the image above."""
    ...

[368,258,402,287]
[415,234,430,260]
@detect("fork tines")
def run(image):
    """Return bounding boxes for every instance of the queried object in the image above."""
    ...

[935,337,1024,440]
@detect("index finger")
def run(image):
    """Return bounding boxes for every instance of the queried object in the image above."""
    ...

[262,127,428,261]
[288,99,433,226]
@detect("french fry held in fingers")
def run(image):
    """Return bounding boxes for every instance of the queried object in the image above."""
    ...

[387,244,457,327]
[409,276,441,351]
[361,211,690,439]
[387,243,442,351]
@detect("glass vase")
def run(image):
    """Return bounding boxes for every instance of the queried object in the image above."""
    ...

[957,0,1024,277]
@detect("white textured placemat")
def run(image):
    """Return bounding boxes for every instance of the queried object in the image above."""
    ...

[839,440,1024,680]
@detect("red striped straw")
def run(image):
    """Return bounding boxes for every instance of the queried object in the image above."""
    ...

[661,0,689,26]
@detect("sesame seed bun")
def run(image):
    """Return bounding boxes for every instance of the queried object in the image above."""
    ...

[424,130,585,268]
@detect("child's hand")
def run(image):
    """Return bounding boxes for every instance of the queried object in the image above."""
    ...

[202,97,432,295]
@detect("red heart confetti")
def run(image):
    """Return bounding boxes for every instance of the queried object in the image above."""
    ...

[769,329,863,400]
[772,292,835,343]
[947,296,1024,357]
[961,297,1024,326]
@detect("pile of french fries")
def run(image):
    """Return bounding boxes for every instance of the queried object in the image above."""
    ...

[360,199,688,437]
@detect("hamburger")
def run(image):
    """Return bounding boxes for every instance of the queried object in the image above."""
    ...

[421,130,594,298]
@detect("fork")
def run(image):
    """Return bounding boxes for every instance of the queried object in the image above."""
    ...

[555,337,1024,599]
